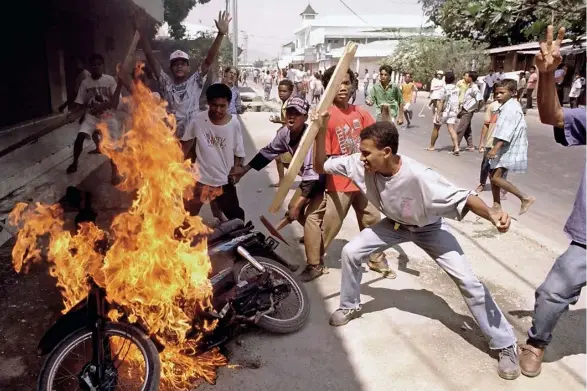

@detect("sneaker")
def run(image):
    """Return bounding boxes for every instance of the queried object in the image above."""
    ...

[329,307,362,327]
[519,342,545,377]
[299,264,327,283]
[498,344,521,380]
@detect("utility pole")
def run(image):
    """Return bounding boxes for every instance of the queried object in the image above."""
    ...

[232,0,239,68]
[243,33,249,66]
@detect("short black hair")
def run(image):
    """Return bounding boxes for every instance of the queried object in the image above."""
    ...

[467,70,479,82]
[206,83,232,102]
[88,53,105,65]
[322,66,355,89]
[444,71,456,84]
[379,64,392,75]
[496,79,517,93]
[360,122,399,154]
[278,79,294,91]
[530,65,536,71]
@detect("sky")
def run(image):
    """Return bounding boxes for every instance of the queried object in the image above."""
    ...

[184,0,424,61]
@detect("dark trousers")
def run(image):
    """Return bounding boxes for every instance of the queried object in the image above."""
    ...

[480,150,507,185]
[456,111,475,148]
[526,88,534,109]
[185,182,245,221]
[570,97,578,108]
[483,84,492,101]
[556,85,565,106]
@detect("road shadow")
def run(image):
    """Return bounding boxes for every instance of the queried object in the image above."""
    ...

[509,309,586,362]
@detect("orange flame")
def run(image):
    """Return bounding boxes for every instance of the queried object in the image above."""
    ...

[9,64,227,388]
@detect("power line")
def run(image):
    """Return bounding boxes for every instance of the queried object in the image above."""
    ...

[337,0,422,40]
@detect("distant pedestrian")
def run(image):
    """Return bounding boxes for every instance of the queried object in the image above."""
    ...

[401,72,418,127]
[312,73,324,104]
[350,72,359,104]
[486,79,535,214]
[363,69,370,98]
[263,70,273,100]
[269,79,295,187]
[554,64,568,105]
[483,69,497,102]
[517,71,528,113]
[519,25,586,379]
[426,70,460,153]
[372,70,378,86]
[456,70,483,151]
[428,70,445,117]
[222,66,243,115]
[569,72,582,108]
[525,66,538,109]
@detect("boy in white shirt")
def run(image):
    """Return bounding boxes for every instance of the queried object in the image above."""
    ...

[66,53,122,182]
[181,83,246,221]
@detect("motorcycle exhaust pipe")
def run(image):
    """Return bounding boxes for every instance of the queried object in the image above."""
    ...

[237,246,266,273]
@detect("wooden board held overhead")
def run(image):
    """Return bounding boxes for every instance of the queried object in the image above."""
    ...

[268,41,358,214]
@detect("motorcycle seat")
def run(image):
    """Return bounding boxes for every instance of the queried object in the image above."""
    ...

[208,219,245,243]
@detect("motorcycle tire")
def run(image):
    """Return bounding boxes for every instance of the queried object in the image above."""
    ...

[234,256,310,334]
[38,322,160,391]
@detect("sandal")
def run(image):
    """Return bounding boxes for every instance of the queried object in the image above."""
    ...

[478,147,485,153]
[448,150,460,156]
[466,147,476,152]
[424,147,436,151]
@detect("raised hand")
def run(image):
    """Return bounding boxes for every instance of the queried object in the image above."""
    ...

[536,25,565,73]
[310,110,331,128]
[215,11,232,36]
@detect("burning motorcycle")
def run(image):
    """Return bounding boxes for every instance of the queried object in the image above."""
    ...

[36,218,309,391]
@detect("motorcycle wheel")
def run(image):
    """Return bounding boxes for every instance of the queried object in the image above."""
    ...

[38,322,160,391]
[235,256,310,334]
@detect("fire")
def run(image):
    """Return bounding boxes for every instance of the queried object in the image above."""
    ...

[9,64,227,388]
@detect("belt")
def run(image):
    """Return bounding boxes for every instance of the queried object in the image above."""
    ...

[388,218,418,231]
[571,241,586,249]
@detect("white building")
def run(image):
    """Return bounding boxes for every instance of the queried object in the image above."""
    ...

[279,4,441,78]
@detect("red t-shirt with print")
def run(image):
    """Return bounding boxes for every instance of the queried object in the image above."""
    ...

[325,104,376,192]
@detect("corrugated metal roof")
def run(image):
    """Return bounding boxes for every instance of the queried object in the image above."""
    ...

[486,37,585,54]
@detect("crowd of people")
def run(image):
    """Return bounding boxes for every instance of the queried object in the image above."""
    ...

[57,14,584,384]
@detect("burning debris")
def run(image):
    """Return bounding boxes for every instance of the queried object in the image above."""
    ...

[9,67,227,389]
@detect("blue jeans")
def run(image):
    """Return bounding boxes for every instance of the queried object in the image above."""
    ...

[339,218,516,349]
[528,242,586,345]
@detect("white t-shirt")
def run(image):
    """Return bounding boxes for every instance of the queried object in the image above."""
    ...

[159,71,203,138]
[569,78,583,98]
[181,111,245,187]
[429,77,446,100]
[363,73,370,84]
[75,74,118,121]
[372,72,378,82]
[484,73,496,88]
[286,68,297,83]
[323,154,472,226]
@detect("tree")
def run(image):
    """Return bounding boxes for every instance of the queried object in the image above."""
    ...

[163,0,212,40]
[382,36,489,87]
[420,0,586,47]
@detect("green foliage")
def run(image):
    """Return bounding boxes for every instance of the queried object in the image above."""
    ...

[382,36,489,86]
[420,0,586,47]
[163,0,212,40]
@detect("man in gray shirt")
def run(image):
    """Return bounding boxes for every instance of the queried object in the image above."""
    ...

[313,116,520,380]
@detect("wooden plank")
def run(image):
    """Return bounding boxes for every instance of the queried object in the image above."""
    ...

[268,41,358,214]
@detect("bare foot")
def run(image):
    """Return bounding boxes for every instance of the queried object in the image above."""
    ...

[66,162,78,174]
[519,196,536,215]
[466,147,476,152]
[492,202,502,211]
[425,147,436,151]
[475,184,485,193]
